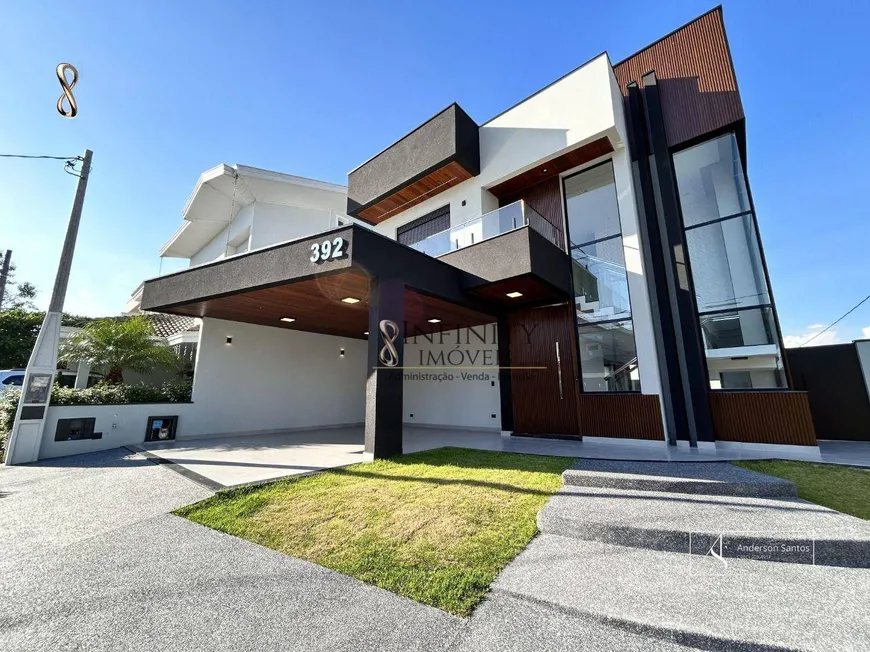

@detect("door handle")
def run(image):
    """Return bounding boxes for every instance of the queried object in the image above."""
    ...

[555,341,564,400]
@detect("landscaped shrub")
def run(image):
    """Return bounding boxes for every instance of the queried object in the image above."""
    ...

[0,381,193,441]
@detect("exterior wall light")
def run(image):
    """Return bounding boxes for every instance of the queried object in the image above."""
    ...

[427,318,441,323]
[225,336,233,345]
[364,331,369,336]
[340,348,345,358]
[506,291,523,298]
[280,317,295,323]
[341,297,361,304]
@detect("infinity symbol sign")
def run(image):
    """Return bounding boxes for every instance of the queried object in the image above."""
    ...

[56,63,79,118]
[378,320,400,367]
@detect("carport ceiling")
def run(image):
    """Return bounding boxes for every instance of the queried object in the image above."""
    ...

[164,271,496,339]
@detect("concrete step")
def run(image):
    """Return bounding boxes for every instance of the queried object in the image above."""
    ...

[494,534,870,651]
[456,591,703,651]
[538,485,870,568]
[562,460,796,498]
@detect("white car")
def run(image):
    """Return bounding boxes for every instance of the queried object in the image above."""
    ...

[0,369,25,395]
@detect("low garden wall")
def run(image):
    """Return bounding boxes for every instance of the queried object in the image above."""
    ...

[1,381,192,462]
[39,402,195,459]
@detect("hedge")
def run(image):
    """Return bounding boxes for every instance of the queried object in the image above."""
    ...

[0,381,193,451]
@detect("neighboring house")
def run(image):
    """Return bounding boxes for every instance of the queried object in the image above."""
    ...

[158,163,354,266]
[25,8,819,463]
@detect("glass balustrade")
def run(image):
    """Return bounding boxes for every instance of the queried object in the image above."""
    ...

[409,200,560,257]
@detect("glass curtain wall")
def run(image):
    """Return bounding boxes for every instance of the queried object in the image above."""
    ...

[672,133,785,389]
[564,161,640,392]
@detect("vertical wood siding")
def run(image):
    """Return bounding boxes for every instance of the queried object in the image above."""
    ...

[708,392,818,446]
[612,7,744,148]
[500,177,565,251]
[576,394,665,440]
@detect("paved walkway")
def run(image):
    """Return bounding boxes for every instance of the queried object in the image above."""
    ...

[504,460,870,650]
[0,450,460,652]
[138,425,870,488]
[3,449,870,650]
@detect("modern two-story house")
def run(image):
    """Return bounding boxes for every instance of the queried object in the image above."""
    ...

[137,7,817,460]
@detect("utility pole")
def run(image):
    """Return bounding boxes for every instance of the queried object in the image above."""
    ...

[0,250,11,309]
[48,150,92,312]
[4,150,93,465]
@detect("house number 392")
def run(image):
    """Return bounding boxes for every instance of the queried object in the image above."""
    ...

[310,237,345,263]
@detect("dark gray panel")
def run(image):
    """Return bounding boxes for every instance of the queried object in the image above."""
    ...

[347,104,480,214]
[141,226,353,310]
[21,406,45,420]
[440,227,572,295]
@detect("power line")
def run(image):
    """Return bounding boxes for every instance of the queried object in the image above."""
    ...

[799,292,870,347]
[0,154,82,161]
[0,153,89,177]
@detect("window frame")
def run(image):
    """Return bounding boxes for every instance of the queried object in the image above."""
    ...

[562,158,641,394]
[670,131,790,391]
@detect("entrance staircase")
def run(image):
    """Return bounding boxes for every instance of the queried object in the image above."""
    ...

[488,460,870,651]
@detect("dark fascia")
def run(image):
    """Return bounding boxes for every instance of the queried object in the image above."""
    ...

[440,226,573,296]
[140,224,497,318]
[140,225,355,312]
[347,103,480,220]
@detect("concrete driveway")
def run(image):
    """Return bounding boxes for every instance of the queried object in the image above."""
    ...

[0,447,708,651]
[0,449,461,652]
[137,426,367,488]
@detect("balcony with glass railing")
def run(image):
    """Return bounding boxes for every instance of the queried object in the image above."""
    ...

[409,200,561,258]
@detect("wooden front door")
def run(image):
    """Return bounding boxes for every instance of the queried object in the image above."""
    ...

[508,303,580,436]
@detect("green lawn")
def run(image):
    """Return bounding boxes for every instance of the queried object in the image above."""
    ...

[734,460,870,521]
[176,447,574,616]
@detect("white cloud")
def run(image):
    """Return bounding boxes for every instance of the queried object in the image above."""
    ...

[783,324,842,348]
[863,326,870,339]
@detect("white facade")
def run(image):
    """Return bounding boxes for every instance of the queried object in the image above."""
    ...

[369,53,664,411]
[184,318,366,438]
[404,327,501,430]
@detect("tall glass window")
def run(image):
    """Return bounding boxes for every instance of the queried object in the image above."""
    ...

[673,133,785,390]
[564,161,640,392]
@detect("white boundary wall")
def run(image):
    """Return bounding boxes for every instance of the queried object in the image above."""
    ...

[39,402,195,460]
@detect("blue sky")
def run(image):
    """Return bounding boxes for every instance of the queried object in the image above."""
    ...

[1,0,868,346]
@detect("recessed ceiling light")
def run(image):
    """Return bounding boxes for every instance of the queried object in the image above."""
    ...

[341,297,361,304]
[542,168,548,173]
[506,291,523,298]
[280,317,295,323]
[427,318,441,323]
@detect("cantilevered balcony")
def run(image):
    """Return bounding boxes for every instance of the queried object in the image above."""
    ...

[409,200,561,258]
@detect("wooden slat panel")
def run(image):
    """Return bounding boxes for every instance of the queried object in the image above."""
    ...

[498,177,565,251]
[488,137,613,199]
[709,391,818,446]
[612,7,743,148]
[576,393,665,440]
[359,161,473,224]
[165,272,494,340]
[509,303,580,436]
